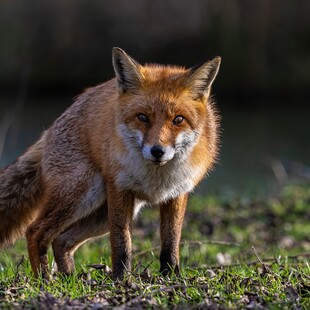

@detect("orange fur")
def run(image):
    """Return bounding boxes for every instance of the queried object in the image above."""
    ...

[0,48,221,279]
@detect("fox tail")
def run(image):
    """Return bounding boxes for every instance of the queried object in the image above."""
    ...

[0,133,45,248]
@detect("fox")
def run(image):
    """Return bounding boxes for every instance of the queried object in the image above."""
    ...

[0,48,221,280]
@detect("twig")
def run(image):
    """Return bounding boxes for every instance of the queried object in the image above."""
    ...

[251,245,273,274]
[199,252,310,270]
[134,240,240,258]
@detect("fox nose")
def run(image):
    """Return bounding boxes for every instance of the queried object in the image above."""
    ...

[150,145,165,159]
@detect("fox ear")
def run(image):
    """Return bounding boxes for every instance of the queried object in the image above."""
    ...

[112,47,143,93]
[185,56,221,99]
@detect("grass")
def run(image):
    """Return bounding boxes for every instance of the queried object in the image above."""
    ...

[0,183,309,308]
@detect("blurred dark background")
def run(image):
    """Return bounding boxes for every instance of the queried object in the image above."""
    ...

[1,0,310,195]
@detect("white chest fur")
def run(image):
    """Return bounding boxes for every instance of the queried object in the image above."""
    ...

[115,151,203,205]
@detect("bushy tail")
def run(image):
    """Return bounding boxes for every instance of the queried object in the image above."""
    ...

[0,134,45,248]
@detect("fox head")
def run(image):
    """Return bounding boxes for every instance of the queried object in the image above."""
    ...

[112,47,221,166]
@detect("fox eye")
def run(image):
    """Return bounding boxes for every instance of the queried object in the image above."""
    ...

[173,115,184,125]
[137,113,149,123]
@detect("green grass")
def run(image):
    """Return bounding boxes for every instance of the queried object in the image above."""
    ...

[0,183,309,308]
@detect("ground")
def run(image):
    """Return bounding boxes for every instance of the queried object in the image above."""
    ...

[0,183,309,309]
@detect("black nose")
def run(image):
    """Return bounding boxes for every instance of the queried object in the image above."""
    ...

[151,146,165,159]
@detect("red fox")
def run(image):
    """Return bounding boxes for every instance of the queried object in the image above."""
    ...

[0,48,221,279]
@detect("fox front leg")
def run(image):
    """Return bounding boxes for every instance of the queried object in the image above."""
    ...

[107,184,134,280]
[159,194,188,276]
